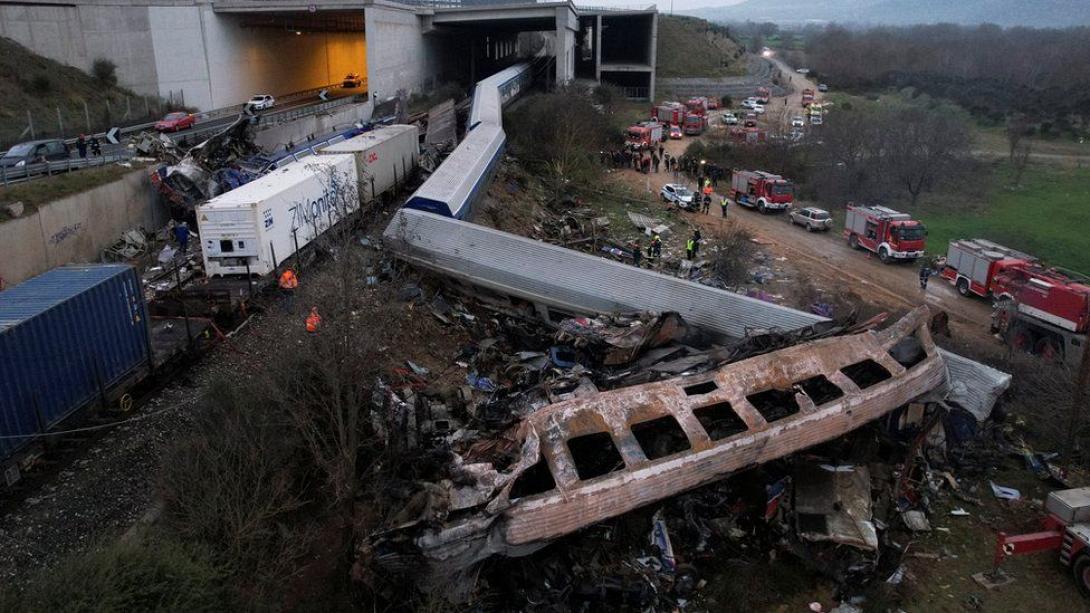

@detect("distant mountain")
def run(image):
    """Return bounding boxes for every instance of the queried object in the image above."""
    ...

[686,0,1090,28]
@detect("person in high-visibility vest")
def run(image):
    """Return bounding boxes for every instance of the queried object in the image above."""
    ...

[278,268,298,312]
[305,307,322,333]
[720,196,729,217]
[686,237,696,260]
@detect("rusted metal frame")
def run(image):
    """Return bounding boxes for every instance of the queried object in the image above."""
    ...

[500,306,943,545]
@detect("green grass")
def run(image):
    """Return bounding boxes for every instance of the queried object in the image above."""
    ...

[0,163,144,219]
[656,15,745,79]
[920,162,1090,273]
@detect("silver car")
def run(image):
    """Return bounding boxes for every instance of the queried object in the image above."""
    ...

[660,183,696,209]
[789,207,833,231]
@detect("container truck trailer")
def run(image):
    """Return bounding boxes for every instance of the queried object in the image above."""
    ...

[317,124,420,203]
[198,154,359,277]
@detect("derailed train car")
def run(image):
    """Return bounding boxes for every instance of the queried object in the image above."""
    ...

[407,62,533,220]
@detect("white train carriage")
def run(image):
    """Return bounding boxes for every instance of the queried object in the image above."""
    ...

[403,123,505,220]
[467,63,532,130]
[198,154,359,276]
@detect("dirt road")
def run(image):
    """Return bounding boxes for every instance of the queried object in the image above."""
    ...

[620,133,995,343]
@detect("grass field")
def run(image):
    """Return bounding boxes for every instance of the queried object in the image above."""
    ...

[0,163,145,219]
[920,161,1090,273]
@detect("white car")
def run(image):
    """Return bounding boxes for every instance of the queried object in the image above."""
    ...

[810,114,824,125]
[796,68,810,75]
[660,183,696,209]
[741,98,758,109]
[789,207,833,232]
[753,104,765,114]
[817,83,829,92]
[791,116,806,128]
[722,112,739,125]
[246,94,275,111]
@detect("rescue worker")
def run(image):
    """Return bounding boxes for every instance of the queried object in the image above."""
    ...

[305,306,322,333]
[632,239,642,268]
[918,262,931,290]
[686,235,696,260]
[651,234,663,260]
[720,196,729,217]
[89,136,102,157]
[279,267,299,311]
[702,193,711,214]
[76,135,87,159]
[172,221,190,254]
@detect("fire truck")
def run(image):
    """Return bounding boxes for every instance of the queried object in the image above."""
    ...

[801,88,816,107]
[843,205,926,263]
[940,239,1038,298]
[685,97,709,116]
[729,170,794,213]
[991,486,1090,596]
[652,102,685,126]
[683,114,706,136]
[991,264,1090,367]
[756,86,771,104]
[625,122,663,147]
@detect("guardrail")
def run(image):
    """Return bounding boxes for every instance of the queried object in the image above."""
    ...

[0,82,348,157]
[0,151,135,187]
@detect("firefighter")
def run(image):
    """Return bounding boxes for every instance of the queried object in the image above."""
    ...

[919,262,932,290]
[305,306,322,333]
[702,193,712,214]
[686,235,696,260]
[720,195,729,217]
[651,234,663,260]
[632,239,642,268]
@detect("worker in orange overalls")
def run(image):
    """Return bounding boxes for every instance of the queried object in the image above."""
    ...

[305,307,322,334]
[278,267,298,312]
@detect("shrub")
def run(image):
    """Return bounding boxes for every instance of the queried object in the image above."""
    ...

[1,536,233,613]
[91,58,117,87]
[712,223,757,286]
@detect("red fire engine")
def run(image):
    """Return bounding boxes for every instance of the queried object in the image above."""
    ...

[843,205,926,263]
[756,86,771,104]
[685,97,709,116]
[729,170,794,213]
[625,122,663,147]
[652,102,685,126]
[940,239,1038,298]
[682,113,706,136]
[991,486,1090,596]
[801,88,815,107]
[991,265,1090,367]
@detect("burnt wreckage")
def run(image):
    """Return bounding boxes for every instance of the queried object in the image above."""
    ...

[370,306,945,583]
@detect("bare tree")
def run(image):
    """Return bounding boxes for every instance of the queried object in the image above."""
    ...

[1011,142,1032,188]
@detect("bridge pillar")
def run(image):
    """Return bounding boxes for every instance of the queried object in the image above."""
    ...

[554,6,578,85]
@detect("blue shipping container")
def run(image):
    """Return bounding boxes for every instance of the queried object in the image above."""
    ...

[0,265,151,461]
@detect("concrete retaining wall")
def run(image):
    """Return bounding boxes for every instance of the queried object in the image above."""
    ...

[0,169,165,287]
[253,102,374,151]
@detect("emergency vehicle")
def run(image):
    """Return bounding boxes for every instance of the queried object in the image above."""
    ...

[729,170,794,213]
[843,205,926,263]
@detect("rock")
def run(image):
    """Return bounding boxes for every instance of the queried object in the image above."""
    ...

[5,201,24,218]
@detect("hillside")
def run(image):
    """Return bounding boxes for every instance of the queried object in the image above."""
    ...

[0,37,177,148]
[655,15,745,78]
[688,0,1090,27]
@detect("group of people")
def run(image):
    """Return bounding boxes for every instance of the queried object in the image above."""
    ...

[603,143,672,175]
[277,267,323,333]
[74,134,102,159]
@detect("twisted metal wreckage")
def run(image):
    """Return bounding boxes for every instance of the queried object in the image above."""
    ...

[369,307,945,584]
[372,209,1010,592]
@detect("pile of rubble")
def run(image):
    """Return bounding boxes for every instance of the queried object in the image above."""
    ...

[350,268,1008,609]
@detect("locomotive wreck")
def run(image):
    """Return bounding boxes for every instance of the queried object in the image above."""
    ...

[370,306,946,583]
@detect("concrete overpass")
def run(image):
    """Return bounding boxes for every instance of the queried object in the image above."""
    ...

[0,0,657,110]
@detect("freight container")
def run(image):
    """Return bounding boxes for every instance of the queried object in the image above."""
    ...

[317,124,419,203]
[0,265,152,464]
[198,154,358,276]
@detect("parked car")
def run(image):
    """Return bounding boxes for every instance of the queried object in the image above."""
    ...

[796,68,810,74]
[789,207,833,231]
[0,139,69,168]
[744,113,758,128]
[753,104,766,114]
[343,73,363,88]
[791,116,806,128]
[660,183,696,209]
[810,113,824,126]
[722,112,739,125]
[668,124,683,139]
[245,94,275,111]
[817,83,829,92]
[154,112,196,132]
[741,98,758,109]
